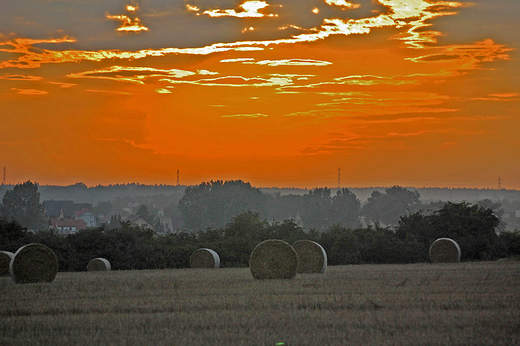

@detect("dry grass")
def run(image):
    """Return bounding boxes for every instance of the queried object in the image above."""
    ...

[1,262,519,345]
[189,248,220,269]
[9,243,58,284]
[87,258,111,272]
[0,251,14,276]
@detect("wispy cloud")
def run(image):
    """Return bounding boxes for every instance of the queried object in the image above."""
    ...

[11,88,47,95]
[325,0,360,9]
[67,66,196,84]
[471,92,519,101]
[222,113,268,118]
[253,59,332,67]
[0,74,42,81]
[85,89,132,95]
[106,3,149,32]
[202,1,278,18]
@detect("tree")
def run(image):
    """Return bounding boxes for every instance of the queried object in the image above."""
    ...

[178,180,267,230]
[396,202,500,261]
[137,204,153,224]
[301,188,332,231]
[1,181,45,230]
[362,186,421,226]
[93,201,112,217]
[330,188,361,228]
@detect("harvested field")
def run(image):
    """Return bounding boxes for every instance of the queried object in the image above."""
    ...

[0,251,14,276]
[1,262,519,345]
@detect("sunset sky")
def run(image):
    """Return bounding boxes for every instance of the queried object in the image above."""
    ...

[1,0,519,189]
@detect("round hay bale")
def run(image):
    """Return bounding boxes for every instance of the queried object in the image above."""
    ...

[249,239,298,280]
[293,240,327,274]
[0,251,14,276]
[429,238,461,263]
[10,243,58,284]
[87,258,111,271]
[190,248,220,269]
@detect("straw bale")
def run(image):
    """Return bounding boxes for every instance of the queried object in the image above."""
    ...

[190,248,220,269]
[10,243,59,284]
[0,251,14,276]
[249,239,298,280]
[293,240,327,274]
[429,238,461,263]
[87,258,111,271]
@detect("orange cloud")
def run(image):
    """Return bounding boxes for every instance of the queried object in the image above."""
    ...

[67,66,196,84]
[408,39,511,69]
[106,3,148,32]
[0,74,42,81]
[11,88,48,95]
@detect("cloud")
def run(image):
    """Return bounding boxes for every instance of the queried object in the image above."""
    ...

[488,93,519,98]
[155,88,171,94]
[472,93,520,101]
[253,59,332,67]
[106,4,149,33]
[333,75,416,86]
[11,88,47,95]
[86,89,132,95]
[220,58,256,63]
[67,66,196,84]
[48,82,76,88]
[0,74,42,81]
[0,1,477,70]
[325,0,361,9]
[106,14,149,32]
[408,39,512,68]
[222,113,268,118]
[202,1,278,18]
[161,75,293,88]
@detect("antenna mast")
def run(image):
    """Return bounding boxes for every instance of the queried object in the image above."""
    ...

[498,176,501,190]
[177,169,180,185]
[338,168,341,190]
[2,167,5,185]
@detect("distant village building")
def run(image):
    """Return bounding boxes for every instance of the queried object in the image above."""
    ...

[74,209,99,228]
[49,218,87,235]
[122,215,154,231]
[44,200,98,234]
[43,200,93,219]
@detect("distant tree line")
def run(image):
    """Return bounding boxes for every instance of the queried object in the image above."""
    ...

[1,180,520,272]
[2,207,519,272]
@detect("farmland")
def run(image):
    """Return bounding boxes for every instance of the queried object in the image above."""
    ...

[1,262,519,345]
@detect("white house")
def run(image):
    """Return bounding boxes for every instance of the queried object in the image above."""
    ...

[75,209,99,228]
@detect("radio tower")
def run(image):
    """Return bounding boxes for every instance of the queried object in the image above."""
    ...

[498,176,501,190]
[338,168,341,190]
[177,169,180,186]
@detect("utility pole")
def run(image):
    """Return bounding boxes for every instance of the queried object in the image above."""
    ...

[2,167,5,185]
[338,168,341,190]
[177,169,179,186]
[498,176,501,190]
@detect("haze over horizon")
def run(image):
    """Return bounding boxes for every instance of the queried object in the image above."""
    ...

[1,0,519,190]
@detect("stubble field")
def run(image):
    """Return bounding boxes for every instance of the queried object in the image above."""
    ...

[1,262,519,345]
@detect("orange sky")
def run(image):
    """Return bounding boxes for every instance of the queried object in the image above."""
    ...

[1,0,519,189]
